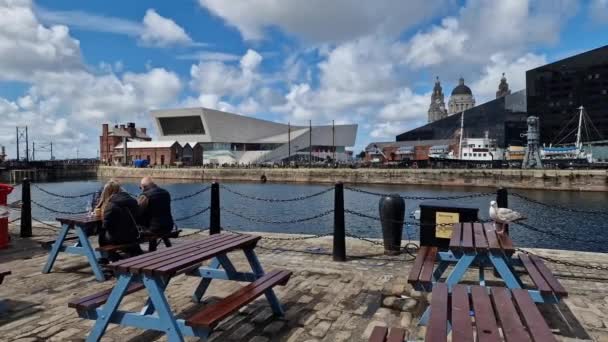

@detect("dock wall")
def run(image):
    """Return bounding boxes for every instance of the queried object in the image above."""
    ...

[1,165,98,183]
[98,166,608,191]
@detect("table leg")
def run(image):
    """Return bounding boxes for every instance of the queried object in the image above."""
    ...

[141,277,170,315]
[73,227,105,282]
[42,223,71,274]
[479,264,485,287]
[445,252,476,290]
[142,275,183,342]
[87,274,133,342]
[489,252,522,289]
[243,248,284,316]
[192,258,220,303]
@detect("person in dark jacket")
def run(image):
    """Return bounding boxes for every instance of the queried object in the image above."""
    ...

[96,180,144,261]
[137,177,174,235]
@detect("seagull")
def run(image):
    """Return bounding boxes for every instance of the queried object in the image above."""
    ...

[489,200,526,232]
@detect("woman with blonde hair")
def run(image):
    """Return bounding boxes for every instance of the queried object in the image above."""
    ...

[96,179,143,262]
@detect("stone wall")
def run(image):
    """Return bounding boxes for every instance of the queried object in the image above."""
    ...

[98,166,608,191]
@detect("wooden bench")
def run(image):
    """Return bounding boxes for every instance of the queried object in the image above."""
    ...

[519,253,568,297]
[95,229,182,256]
[38,234,79,249]
[407,246,438,290]
[426,283,556,342]
[68,282,146,314]
[368,326,407,342]
[186,269,292,329]
[0,269,10,284]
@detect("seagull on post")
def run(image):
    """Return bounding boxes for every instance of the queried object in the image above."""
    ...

[489,200,526,232]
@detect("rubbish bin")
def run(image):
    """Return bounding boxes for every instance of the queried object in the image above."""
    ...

[0,184,14,249]
[379,194,405,255]
[419,201,479,250]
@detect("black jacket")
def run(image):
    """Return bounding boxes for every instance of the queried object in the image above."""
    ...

[102,192,140,244]
[138,186,174,233]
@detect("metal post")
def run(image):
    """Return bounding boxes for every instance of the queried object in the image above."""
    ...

[332,119,335,161]
[210,182,221,234]
[309,120,312,168]
[288,122,291,163]
[496,187,509,235]
[32,142,35,161]
[20,178,32,237]
[16,127,19,161]
[333,182,346,261]
[25,126,29,163]
[50,142,53,160]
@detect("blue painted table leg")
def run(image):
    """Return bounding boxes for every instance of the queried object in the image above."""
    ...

[192,258,220,303]
[419,307,430,326]
[74,227,105,282]
[141,277,170,315]
[142,275,183,342]
[489,252,522,289]
[479,264,485,287]
[433,261,449,282]
[244,249,284,315]
[445,253,476,290]
[87,274,133,342]
[42,223,71,274]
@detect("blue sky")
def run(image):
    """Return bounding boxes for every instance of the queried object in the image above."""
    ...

[0,0,607,159]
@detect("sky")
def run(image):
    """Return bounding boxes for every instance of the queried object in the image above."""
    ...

[0,0,607,159]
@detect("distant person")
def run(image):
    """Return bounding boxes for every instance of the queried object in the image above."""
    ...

[96,180,143,263]
[137,177,174,236]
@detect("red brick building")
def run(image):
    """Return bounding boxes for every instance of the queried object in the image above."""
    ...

[364,139,456,163]
[100,123,151,164]
[113,141,182,166]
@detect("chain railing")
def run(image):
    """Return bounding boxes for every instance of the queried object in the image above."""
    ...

[171,185,212,202]
[174,206,211,222]
[220,184,334,202]
[344,186,494,200]
[222,207,334,224]
[31,183,96,199]
[31,200,88,215]
[511,192,608,216]
[516,248,608,272]
[513,221,608,245]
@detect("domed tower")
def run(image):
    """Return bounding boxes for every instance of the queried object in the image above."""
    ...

[448,77,475,115]
[428,76,448,123]
[496,72,511,98]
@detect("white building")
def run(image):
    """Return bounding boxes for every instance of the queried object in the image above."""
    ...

[448,77,476,115]
[460,137,504,161]
[150,108,358,164]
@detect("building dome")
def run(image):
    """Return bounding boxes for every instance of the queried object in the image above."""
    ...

[451,77,472,95]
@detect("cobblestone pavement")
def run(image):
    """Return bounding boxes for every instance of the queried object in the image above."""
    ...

[1,224,607,341]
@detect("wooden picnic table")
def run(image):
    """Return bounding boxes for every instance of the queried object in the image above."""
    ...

[69,233,291,342]
[42,213,106,281]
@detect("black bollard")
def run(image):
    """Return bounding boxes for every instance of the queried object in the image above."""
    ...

[20,178,32,237]
[496,187,509,235]
[379,194,405,255]
[210,182,221,235]
[333,182,346,261]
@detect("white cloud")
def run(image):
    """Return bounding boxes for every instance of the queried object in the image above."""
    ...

[140,9,193,47]
[176,51,241,61]
[589,0,608,24]
[198,0,448,42]
[405,18,468,68]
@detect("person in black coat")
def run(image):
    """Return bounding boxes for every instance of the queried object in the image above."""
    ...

[137,177,174,235]
[96,180,143,261]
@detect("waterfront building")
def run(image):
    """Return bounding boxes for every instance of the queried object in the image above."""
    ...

[100,123,151,164]
[112,141,182,166]
[460,136,504,161]
[364,139,455,163]
[428,77,448,123]
[448,77,476,115]
[526,44,608,144]
[150,107,357,164]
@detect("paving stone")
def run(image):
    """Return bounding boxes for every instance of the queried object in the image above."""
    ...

[263,320,286,335]
[229,323,255,340]
[249,336,269,342]
[309,321,332,338]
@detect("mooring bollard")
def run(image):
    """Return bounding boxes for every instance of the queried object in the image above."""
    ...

[379,194,405,255]
[210,182,221,235]
[496,187,509,235]
[333,182,346,261]
[20,178,32,238]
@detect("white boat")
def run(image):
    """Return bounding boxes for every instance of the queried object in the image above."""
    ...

[541,106,594,163]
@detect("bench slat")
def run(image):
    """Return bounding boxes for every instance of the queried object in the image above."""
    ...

[451,284,473,342]
[186,269,291,329]
[425,283,448,342]
[470,286,501,342]
[497,231,515,253]
[512,289,557,342]
[407,246,429,285]
[68,282,145,310]
[449,223,463,250]
[418,247,437,286]
[386,327,406,342]
[368,326,388,342]
[473,223,489,251]
[490,287,532,342]
[461,223,474,251]
[38,234,79,248]
[519,254,553,295]
[484,225,501,251]
[529,255,568,297]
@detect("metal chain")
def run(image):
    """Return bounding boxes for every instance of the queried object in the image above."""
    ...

[31,217,62,231]
[511,193,608,216]
[31,200,88,215]
[222,207,334,224]
[345,209,492,227]
[174,206,211,222]
[9,217,20,224]
[344,186,493,200]
[171,186,212,202]
[221,185,334,202]
[32,183,95,198]
[514,222,608,245]
[222,227,334,241]
[517,248,608,271]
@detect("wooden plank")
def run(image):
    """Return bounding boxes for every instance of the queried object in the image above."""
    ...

[449,223,463,250]
[425,282,448,342]
[519,254,552,295]
[473,223,489,251]
[186,269,291,328]
[68,282,145,310]
[529,255,568,297]
[451,284,473,342]
[484,225,501,251]
[461,223,474,251]
[497,231,515,253]
[407,246,429,285]
[0,269,10,285]
[470,286,501,342]
[490,287,532,342]
[386,327,406,342]
[56,214,101,226]
[368,326,388,342]
[418,247,438,286]
[149,235,261,276]
[512,289,557,342]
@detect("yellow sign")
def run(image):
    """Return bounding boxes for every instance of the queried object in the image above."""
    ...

[435,212,460,239]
